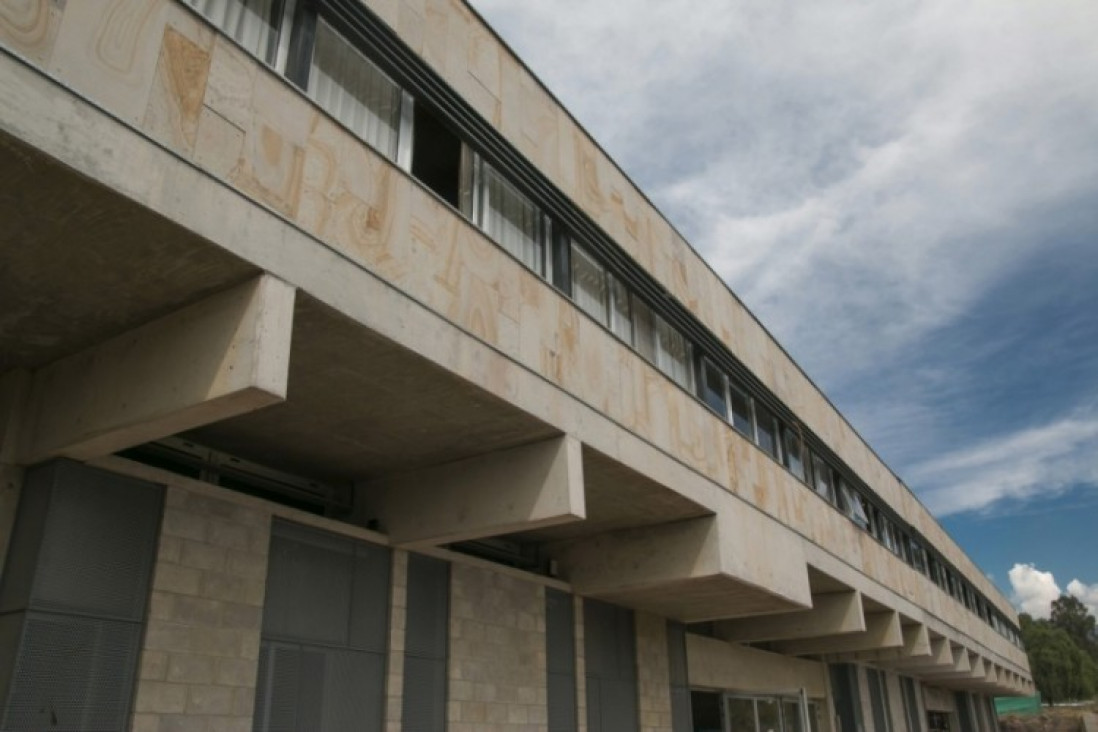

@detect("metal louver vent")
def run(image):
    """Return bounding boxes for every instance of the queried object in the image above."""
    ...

[2,613,142,731]
[546,589,577,732]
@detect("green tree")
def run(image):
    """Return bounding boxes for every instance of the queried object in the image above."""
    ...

[1020,612,1098,704]
[1050,594,1098,661]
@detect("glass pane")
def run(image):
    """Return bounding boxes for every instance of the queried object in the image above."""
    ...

[811,454,834,502]
[609,275,632,342]
[755,404,778,458]
[655,314,694,389]
[308,19,402,161]
[632,296,657,361]
[189,0,279,64]
[478,161,544,274]
[757,698,781,732]
[571,243,607,325]
[809,703,820,732]
[691,691,723,732]
[700,359,727,416]
[729,381,754,437]
[782,426,806,481]
[783,701,801,732]
[726,697,757,732]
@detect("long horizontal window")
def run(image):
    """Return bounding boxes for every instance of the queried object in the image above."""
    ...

[307,17,403,161]
[184,0,1021,649]
[469,154,547,275]
[187,0,282,64]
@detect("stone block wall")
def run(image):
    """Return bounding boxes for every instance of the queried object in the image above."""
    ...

[448,563,548,732]
[131,485,270,732]
[636,612,673,732]
[385,549,409,732]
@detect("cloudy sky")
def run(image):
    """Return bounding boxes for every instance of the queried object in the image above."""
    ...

[469,0,1098,618]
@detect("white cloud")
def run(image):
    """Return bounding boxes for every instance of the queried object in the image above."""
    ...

[1009,563,1061,619]
[907,411,1098,515]
[1066,579,1098,620]
[1008,565,1098,620]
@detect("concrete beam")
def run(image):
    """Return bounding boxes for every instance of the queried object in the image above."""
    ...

[714,590,865,642]
[843,623,931,663]
[879,636,954,670]
[550,513,812,622]
[18,275,294,463]
[775,610,903,656]
[361,435,585,547]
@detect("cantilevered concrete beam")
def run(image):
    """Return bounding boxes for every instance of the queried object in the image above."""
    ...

[361,435,585,547]
[714,590,865,642]
[880,636,954,670]
[774,610,902,656]
[18,275,294,463]
[551,512,812,622]
[842,623,931,663]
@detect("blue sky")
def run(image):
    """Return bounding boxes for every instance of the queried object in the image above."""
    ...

[469,0,1098,619]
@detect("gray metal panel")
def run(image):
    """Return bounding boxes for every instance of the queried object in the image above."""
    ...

[401,655,447,732]
[254,641,300,732]
[0,466,52,614]
[546,589,576,674]
[264,525,354,645]
[403,554,449,660]
[666,621,691,732]
[866,668,890,732]
[321,649,386,732]
[33,463,163,620]
[1,613,142,732]
[829,664,863,732]
[349,542,392,653]
[546,589,577,731]
[584,600,638,732]
[902,677,922,732]
[955,692,974,732]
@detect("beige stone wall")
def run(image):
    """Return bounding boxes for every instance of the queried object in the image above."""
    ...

[132,484,270,732]
[0,0,1023,670]
[385,549,409,732]
[635,613,673,732]
[448,562,548,732]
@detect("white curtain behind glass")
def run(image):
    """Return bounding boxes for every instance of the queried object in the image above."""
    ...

[571,243,607,325]
[308,19,401,161]
[479,162,542,274]
[655,315,693,389]
[189,0,278,64]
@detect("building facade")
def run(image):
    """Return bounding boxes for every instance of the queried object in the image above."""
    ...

[0,1,1031,731]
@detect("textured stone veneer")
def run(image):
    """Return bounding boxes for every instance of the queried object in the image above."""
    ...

[448,563,549,731]
[131,485,270,732]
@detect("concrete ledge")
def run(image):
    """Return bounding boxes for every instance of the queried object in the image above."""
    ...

[715,590,865,642]
[551,513,812,622]
[775,610,903,656]
[360,434,585,547]
[18,275,295,463]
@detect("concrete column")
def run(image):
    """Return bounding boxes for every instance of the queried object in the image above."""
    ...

[360,435,585,547]
[17,274,295,464]
[635,613,673,732]
[385,550,408,732]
